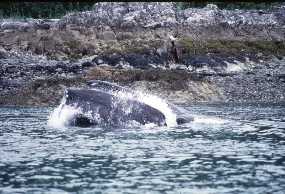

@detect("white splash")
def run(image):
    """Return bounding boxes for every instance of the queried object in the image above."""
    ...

[47,95,81,128]
[48,86,178,128]
[114,90,177,127]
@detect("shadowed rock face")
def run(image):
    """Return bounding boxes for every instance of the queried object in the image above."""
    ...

[64,88,167,127]
[0,3,285,106]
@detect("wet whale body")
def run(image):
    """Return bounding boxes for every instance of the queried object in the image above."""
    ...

[60,80,191,127]
[87,80,193,124]
[65,88,166,127]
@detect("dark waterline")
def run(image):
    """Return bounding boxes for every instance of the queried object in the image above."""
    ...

[0,104,285,194]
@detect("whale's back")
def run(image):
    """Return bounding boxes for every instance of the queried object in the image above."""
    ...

[64,89,166,127]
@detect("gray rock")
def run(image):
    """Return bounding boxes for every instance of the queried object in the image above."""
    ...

[56,68,63,73]
[0,47,8,59]
[57,2,177,29]
[52,2,285,41]
[101,30,116,40]
[57,2,284,29]
[1,21,34,31]
[180,3,278,27]
[36,23,50,30]
[0,79,23,88]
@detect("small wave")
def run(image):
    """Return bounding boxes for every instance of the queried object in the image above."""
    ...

[191,115,258,133]
[192,115,228,124]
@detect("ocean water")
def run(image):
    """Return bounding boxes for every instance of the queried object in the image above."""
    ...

[0,104,285,194]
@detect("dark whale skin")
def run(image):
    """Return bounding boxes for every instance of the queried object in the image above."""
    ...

[87,80,194,125]
[64,88,166,127]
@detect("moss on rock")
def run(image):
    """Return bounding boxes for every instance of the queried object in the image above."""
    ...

[178,37,285,58]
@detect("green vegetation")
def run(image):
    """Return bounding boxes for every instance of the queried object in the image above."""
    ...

[86,66,191,83]
[0,2,96,19]
[179,38,285,57]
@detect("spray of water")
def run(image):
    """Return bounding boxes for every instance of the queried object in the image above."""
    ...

[48,87,178,128]
[113,90,177,127]
[47,94,81,128]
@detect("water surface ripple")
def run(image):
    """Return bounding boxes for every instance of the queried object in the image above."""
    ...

[0,104,285,194]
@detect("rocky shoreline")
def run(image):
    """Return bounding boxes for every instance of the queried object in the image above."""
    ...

[1,2,285,106]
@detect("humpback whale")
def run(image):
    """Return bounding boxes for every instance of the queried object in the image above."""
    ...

[55,80,192,127]
[87,80,193,125]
